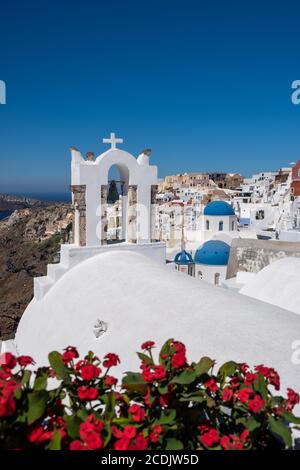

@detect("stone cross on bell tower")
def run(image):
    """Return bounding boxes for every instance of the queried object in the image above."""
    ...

[102,132,123,149]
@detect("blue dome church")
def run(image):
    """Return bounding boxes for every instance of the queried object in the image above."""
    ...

[202,200,237,240]
[194,239,230,285]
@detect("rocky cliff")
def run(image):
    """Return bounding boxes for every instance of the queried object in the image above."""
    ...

[0,204,73,340]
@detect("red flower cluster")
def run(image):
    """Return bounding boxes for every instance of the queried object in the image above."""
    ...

[0,340,299,451]
[171,341,186,369]
[129,404,145,422]
[141,363,166,382]
[70,414,104,450]
[221,429,249,450]
[141,341,155,350]
[78,386,98,401]
[103,353,120,368]
[286,388,300,411]
[255,365,280,391]
[199,427,220,448]
[62,346,79,365]
[80,364,101,381]
[236,387,265,413]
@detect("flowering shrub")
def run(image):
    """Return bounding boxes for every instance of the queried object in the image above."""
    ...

[0,339,299,450]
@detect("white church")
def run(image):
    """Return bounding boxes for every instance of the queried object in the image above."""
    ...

[2,133,300,413]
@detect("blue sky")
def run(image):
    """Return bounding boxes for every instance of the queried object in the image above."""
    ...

[0,0,300,195]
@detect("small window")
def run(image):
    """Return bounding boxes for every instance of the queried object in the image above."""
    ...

[219,221,223,231]
[198,271,203,280]
[215,273,220,286]
[206,220,210,230]
[231,220,235,230]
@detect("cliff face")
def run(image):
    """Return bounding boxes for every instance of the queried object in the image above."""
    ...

[0,204,73,340]
[0,193,51,211]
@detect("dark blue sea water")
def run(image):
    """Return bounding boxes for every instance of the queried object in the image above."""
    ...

[0,211,11,221]
[21,193,71,203]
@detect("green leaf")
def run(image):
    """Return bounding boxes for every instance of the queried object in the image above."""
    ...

[194,357,215,376]
[159,339,173,364]
[171,369,197,385]
[104,392,116,420]
[153,409,176,425]
[238,416,261,432]
[253,373,268,401]
[165,438,184,450]
[48,351,71,383]
[33,369,48,391]
[27,391,48,425]
[122,372,147,394]
[282,412,300,425]
[21,369,32,388]
[48,431,62,450]
[268,416,292,449]
[77,409,89,421]
[137,352,152,365]
[218,361,238,382]
[65,415,81,440]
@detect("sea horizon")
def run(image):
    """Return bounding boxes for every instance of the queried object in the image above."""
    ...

[1,192,71,203]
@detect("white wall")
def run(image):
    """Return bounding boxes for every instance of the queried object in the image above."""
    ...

[195,264,227,285]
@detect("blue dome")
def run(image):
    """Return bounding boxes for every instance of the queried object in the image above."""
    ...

[204,201,235,216]
[194,240,230,266]
[174,250,194,265]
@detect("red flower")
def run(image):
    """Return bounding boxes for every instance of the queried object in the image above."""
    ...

[62,346,79,364]
[111,426,124,439]
[221,387,233,402]
[240,429,249,443]
[201,429,220,447]
[221,435,243,450]
[248,394,265,413]
[153,365,166,381]
[85,432,103,450]
[244,373,257,386]
[171,352,186,369]
[229,376,240,389]
[0,389,16,417]
[70,440,86,450]
[129,404,145,422]
[255,365,280,390]
[204,378,218,393]
[236,387,253,403]
[286,388,300,411]
[27,426,52,444]
[150,424,162,443]
[81,364,101,381]
[0,353,16,370]
[141,341,155,350]
[239,363,249,374]
[173,341,186,355]
[114,438,130,450]
[141,365,155,382]
[17,355,34,367]
[103,353,120,368]
[78,386,98,401]
[123,425,137,439]
[159,391,173,407]
[132,433,148,450]
[104,375,117,387]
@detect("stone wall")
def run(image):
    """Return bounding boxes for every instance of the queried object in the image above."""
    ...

[227,238,300,278]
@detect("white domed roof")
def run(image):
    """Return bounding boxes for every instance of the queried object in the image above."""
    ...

[16,251,300,398]
[240,257,300,315]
